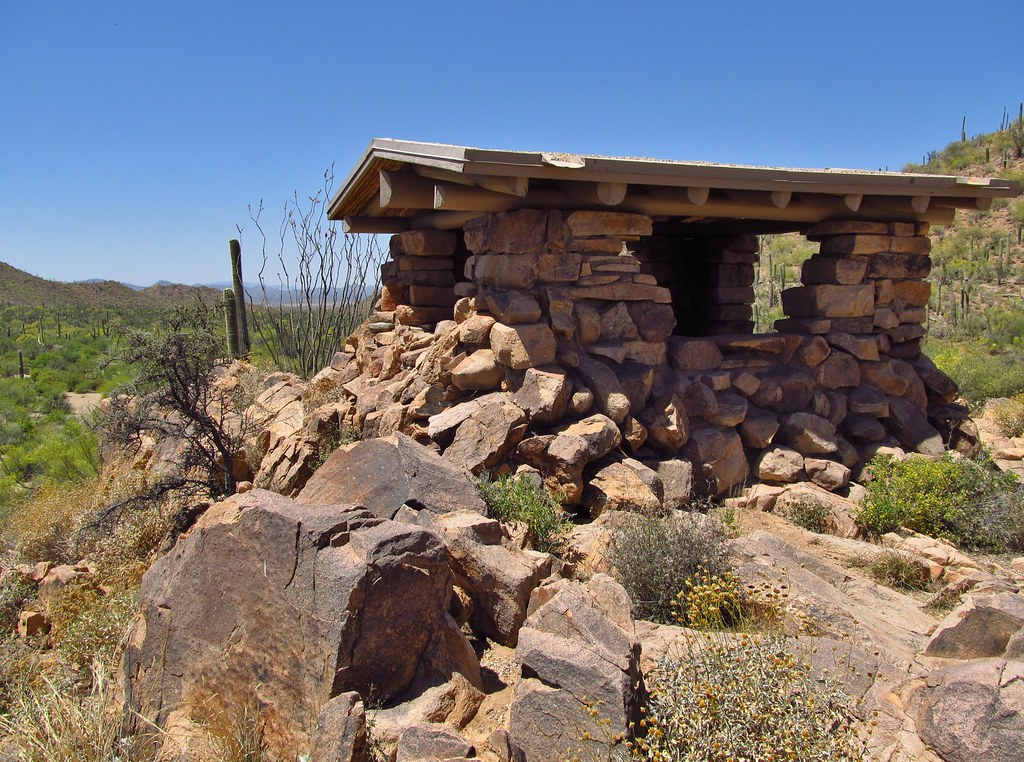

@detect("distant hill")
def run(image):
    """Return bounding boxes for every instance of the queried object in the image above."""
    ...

[0,262,221,310]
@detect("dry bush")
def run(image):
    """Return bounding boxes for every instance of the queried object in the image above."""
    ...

[629,633,868,761]
[0,663,159,762]
[990,393,1024,437]
[610,512,729,623]
[5,480,98,565]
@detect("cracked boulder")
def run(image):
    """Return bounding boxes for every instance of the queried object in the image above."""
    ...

[124,489,481,758]
[508,574,641,761]
[297,433,487,519]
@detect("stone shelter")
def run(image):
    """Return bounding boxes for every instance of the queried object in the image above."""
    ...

[322,139,1020,505]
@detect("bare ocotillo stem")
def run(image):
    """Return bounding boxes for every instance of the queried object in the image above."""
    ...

[229,239,250,354]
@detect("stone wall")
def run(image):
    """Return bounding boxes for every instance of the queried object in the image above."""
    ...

[328,210,972,513]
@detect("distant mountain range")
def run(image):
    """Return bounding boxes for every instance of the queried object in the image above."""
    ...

[0,263,375,310]
[0,262,222,309]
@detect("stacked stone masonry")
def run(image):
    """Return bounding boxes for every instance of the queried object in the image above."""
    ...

[333,210,972,513]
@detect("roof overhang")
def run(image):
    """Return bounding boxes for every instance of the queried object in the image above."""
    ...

[328,139,1021,235]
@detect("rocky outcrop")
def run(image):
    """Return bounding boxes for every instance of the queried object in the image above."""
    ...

[124,489,481,756]
[297,433,487,518]
[507,575,642,761]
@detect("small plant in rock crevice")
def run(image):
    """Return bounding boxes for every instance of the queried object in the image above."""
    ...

[784,499,830,534]
[475,473,572,555]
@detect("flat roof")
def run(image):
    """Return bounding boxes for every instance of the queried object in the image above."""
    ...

[328,139,1020,235]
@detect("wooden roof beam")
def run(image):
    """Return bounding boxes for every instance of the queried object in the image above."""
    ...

[380,170,435,209]
[562,181,629,206]
[413,165,530,197]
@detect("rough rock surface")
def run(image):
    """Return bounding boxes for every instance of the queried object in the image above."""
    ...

[124,489,481,756]
[508,575,641,762]
[297,433,487,518]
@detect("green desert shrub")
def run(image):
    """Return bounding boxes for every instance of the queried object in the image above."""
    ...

[476,474,572,555]
[630,633,867,761]
[866,549,932,592]
[785,499,830,533]
[610,512,729,623]
[858,454,1024,551]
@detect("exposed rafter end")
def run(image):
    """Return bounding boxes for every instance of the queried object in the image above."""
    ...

[844,193,863,212]
[770,190,792,209]
[911,195,930,213]
[564,181,628,206]
[380,170,435,209]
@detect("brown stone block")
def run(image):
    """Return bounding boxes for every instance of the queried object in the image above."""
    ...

[826,332,879,361]
[865,253,931,279]
[800,255,867,285]
[859,359,909,396]
[781,284,875,318]
[889,236,931,255]
[714,334,801,361]
[575,274,622,286]
[707,286,755,305]
[490,322,557,369]
[395,305,452,325]
[873,307,900,330]
[565,211,652,238]
[627,302,676,342]
[797,336,831,367]
[815,351,860,389]
[567,282,671,303]
[899,306,927,325]
[709,263,756,287]
[887,323,926,343]
[481,289,543,324]
[464,209,548,255]
[805,221,889,239]
[631,273,659,285]
[569,238,624,253]
[408,285,458,308]
[474,253,539,289]
[668,337,722,371]
[874,279,895,305]
[888,222,916,237]
[830,316,875,333]
[537,251,581,282]
[819,235,893,255]
[886,338,922,360]
[892,279,931,306]
[397,230,457,257]
[402,269,456,287]
[774,317,831,335]
[397,255,453,271]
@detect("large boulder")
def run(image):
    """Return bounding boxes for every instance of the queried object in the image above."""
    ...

[900,659,1024,762]
[410,509,554,647]
[924,593,1024,660]
[297,433,487,519]
[124,490,481,756]
[508,575,642,761]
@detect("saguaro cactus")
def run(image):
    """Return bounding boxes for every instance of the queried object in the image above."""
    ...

[18,350,24,379]
[229,239,250,354]
[224,288,241,358]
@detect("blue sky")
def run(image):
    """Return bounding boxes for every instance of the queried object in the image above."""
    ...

[1,1,1022,285]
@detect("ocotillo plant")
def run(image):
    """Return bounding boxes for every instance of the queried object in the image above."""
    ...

[224,288,241,358]
[229,239,250,355]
